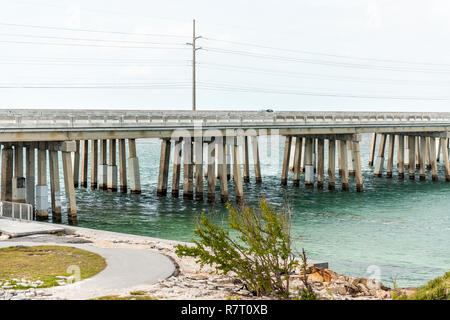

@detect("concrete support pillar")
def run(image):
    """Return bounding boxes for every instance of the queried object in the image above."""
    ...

[353,139,363,192]
[340,140,349,191]
[368,133,377,166]
[293,136,302,187]
[304,137,314,187]
[91,140,98,189]
[80,140,88,188]
[386,134,395,178]
[194,137,204,201]
[374,134,386,177]
[300,137,306,172]
[243,136,250,183]
[251,136,262,183]
[107,139,118,192]
[218,139,229,203]
[1,146,13,201]
[206,138,216,203]
[337,140,342,176]
[128,139,141,194]
[425,137,431,170]
[289,138,295,172]
[73,140,80,188]
[347,140,355,176]
[441,138,450,181]
[25,146,35,207]
[281,136,292,185]
[171,138,182,198]
[183,138,194,199]
[36,145,48,219]
[118,139,127,193]
[62,151,77,221]
[437,138,442,163]
[404,136,410,169]
[415,137,420,169]
[328,139,336,190]
[430,137,438,181]
[317,138,324,189]
[397,135,405,179]
[12,146,26,203]
[49,150,61,222]
[98,139,107,190]
[408,136,416,180]
[226,144,231,181]
[157,138,171,197]
[419,136,426,181]
[233,137,244,203]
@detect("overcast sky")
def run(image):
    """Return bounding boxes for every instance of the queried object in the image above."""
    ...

[1,0,450,111]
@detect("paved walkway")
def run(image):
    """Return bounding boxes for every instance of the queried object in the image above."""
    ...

[0,240,176,300]
[0,218,65,237]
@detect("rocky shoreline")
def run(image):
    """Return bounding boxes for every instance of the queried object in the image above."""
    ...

[0,226,416,300]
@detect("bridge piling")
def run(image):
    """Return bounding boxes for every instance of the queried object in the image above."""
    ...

[98,139,107,190]
[328,139,336,190]
[171,138,182,198]
[218,139,229,203]
[73,140,80,188]
[374,134,386,177]
[1,146,13,202]
[107,139,118,192]
[62,150,77,221]
[49,150,61,222]
[251,136,262,183]
[91,140,98,189]
[25,146,35,208]
[157,138,171,197]
[233,137,244,203]
[340,140,349,191]
[368,133,377,166]
[441,138,450,181]
[12,146,26,203]
[397,135,405,179]
[183,138,194,199]
[293,136,302,187]
[36,144,48,219]
[353,139,363,192]
[404,136,410,169]
[281,136,292,186]
[243,136,250,183]
[194,137,204,201]
[80,140,88,188]
[425,137,432,170]
[119,139,127,193]
[128,139,141,194]
[408,136,416,180]
[430,137,438,181]
[206,138,216,202]
[317,138,325,189]
[386,134,395,178]
[347,140,355,176]
[305,138,314,187]
[419,136,426,181]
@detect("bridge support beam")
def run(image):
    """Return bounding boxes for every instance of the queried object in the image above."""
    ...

[374,134,386,177]
[25,146,35,208]
[73,140,80,188]
[206,138,216,203]
[194,137,204,201]
[441,137,450,181]
[49,150,61,222]
[119,139,127,193]
[347,140,355,176]
[397,135,405,179]
[62,150,77,222]
[91,140,98,189]
[368,133,377,166]
[281,136,292,185]
[293,136,302,187]
[98,139,107,190]
[107,139,118,192]
[36,144,48,220]
[386,134,395,178]
[328,139,336,190]
[305,138,314,187]
[171,138,182,198]
[430,137,438,181]
[419,136,426,181]
[404,136,410,169]
[340,140,349,191]
[300,137,306,173]
[408,136,416,180]
[243,136,250,183]
[218,138,229,203]
[233,137,244,203]
[337,141,342,176]
[353,139,363,192]
[12,146,26,203]
[425,137,431,170]
[80,140,88,188]
[415,137,420,169]
[157,138,171,197]
[183,138,194,199]
[226,144,231,181]
[317,138,324,189]
[1,146,13,202]
[251,136,262,183]
[128,139,141,194]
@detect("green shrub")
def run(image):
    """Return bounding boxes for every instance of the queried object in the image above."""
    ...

[175,199,304,299]
[409,271,450,300]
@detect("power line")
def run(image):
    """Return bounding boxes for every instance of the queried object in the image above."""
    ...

[0,22,188,38]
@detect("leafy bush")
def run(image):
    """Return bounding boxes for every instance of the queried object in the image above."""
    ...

[175,199,304,299]
[409,271,449,300]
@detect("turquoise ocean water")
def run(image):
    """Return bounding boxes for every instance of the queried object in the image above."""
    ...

[55,133,449,288]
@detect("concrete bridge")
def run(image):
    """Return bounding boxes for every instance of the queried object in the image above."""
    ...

[0,110,449,224]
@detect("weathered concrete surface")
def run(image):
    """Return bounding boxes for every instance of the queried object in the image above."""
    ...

[0,240,176,300]
[0,217,65,237]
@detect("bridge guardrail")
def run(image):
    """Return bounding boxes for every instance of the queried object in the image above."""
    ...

[0,201,33,221]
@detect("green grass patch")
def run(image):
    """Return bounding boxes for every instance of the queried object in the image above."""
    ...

[0,245,106,289]
[408,271,450,300]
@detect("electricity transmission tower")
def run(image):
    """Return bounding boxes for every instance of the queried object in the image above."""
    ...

[186,19,202,111]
